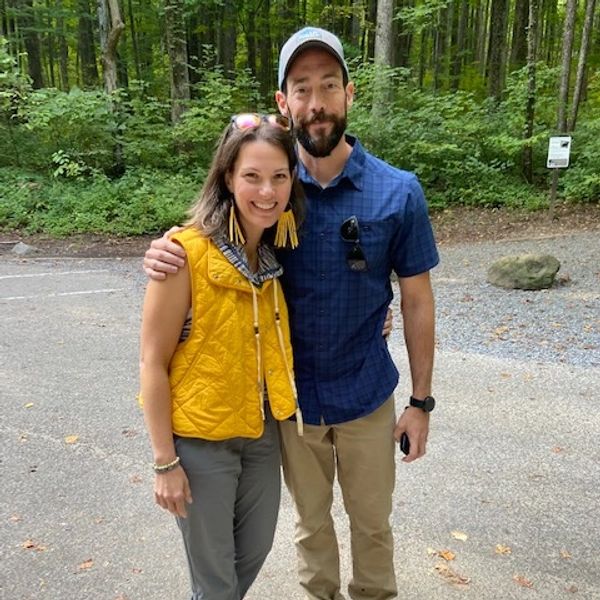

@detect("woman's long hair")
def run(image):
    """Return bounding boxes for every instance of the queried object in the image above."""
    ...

[187,120,305,247]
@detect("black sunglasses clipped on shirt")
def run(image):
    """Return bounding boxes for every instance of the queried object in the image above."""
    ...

[340,216,368,272]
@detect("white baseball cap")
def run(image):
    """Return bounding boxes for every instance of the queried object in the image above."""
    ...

[278,27,349,89]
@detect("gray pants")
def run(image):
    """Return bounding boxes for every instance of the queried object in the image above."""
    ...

[175,411,281,600]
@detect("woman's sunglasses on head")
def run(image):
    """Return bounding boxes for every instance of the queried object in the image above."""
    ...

[231,113,290,132]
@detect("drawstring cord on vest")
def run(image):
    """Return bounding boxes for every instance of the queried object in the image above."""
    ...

[250,283,266,420]
[250,280,304,437]
[273,280,304,436]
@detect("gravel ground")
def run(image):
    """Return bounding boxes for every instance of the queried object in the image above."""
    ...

[2,230,599,599]
[415,232,600,368]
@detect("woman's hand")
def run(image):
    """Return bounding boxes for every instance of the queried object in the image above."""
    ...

[154,466,193,518]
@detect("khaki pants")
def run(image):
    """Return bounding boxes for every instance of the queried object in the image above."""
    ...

[279,397,397,600]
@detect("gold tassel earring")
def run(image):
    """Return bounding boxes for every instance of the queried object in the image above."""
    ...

[274,206,298,249]
[229,202,246,246]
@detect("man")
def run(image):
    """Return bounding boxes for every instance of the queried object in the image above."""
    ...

[144,27,438,600]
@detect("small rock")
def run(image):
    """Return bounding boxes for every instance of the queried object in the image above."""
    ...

[487,254,560,290]
[12,242,37,256]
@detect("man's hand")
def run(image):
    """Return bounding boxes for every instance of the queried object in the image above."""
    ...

[143,226,186,280]
[383,307,393,338]
[394,406,429,463]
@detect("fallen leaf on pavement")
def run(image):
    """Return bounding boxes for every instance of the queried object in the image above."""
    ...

[434,563,471,586]
[22,539,46,551]
[450,530,468,541]
[495,544,512,555]
[437,550,456,561]
[565,584,578,593]
[552,446,565,453]
[560,550,572,560]
[78,559,93,570]
[513,575,534,588]
[493,325,509,338]
[65,435,79,444]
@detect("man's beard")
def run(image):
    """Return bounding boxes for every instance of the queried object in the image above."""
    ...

[293,110,347,158]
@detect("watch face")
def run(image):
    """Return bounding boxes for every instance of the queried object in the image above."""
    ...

[423,396,435,412]
[411,396,435,412]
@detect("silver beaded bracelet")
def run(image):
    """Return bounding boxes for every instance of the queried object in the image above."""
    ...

[152,456,180,474]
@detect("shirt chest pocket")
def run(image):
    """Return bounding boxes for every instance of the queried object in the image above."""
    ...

[358,219,395,272]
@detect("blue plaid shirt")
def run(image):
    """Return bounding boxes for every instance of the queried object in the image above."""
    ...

[277,135,439,425]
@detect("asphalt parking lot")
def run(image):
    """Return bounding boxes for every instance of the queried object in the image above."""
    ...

[1,233,599,600]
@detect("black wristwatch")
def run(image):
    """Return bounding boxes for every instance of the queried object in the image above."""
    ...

[409,395,436,413]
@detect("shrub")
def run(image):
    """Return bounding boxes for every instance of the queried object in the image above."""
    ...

[0,167,201,235]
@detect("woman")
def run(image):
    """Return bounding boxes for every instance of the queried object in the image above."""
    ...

[139,113,304,600]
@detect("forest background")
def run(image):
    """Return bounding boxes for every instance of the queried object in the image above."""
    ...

[0,0,598,237]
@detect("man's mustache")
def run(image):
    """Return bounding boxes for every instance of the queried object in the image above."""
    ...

[300,111,332,126]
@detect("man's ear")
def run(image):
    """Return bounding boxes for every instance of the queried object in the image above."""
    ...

[275,90,288,116]
[346,81,355,108]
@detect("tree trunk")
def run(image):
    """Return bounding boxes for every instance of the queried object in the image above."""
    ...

[351,0,362,45]
[450,0,468,90]
[278,0,298,45]
[445,0,455,84]
[372,0,394,115]
[418,28,428,88]
[78,0,99,87]
[164,0,190,123]
[550,0,578,219]
[186,13,200,87]
[556,0,577,132]
[21,0,44,88]
[374,0,394,66]
[219,0,236,76]
[394,0,413,68]
[523,0,538,182]
[475,0,488,73]
[98,0,124,94]
[126,0,141,80]
[246,8,257,79]
[49,2,67,89]
[367,0,377,60]
[486,0,509,99]
[433,9,447,91]
[258,1,273,99]
[45,0,56,87]
[510,0,529,68]
[137,3,153,78]
[0,0,6,37]
[569,0,596,130]
[543,0,559,64]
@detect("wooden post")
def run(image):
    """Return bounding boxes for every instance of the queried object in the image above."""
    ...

[548,168,559,221]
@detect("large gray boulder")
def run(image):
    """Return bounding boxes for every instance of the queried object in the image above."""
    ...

[487,254,561,290]
[12,242,38,256]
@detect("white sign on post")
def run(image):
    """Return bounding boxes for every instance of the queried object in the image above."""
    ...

[547,136,572,169]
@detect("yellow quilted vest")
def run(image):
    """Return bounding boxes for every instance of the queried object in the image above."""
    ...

[168,228,300,440]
